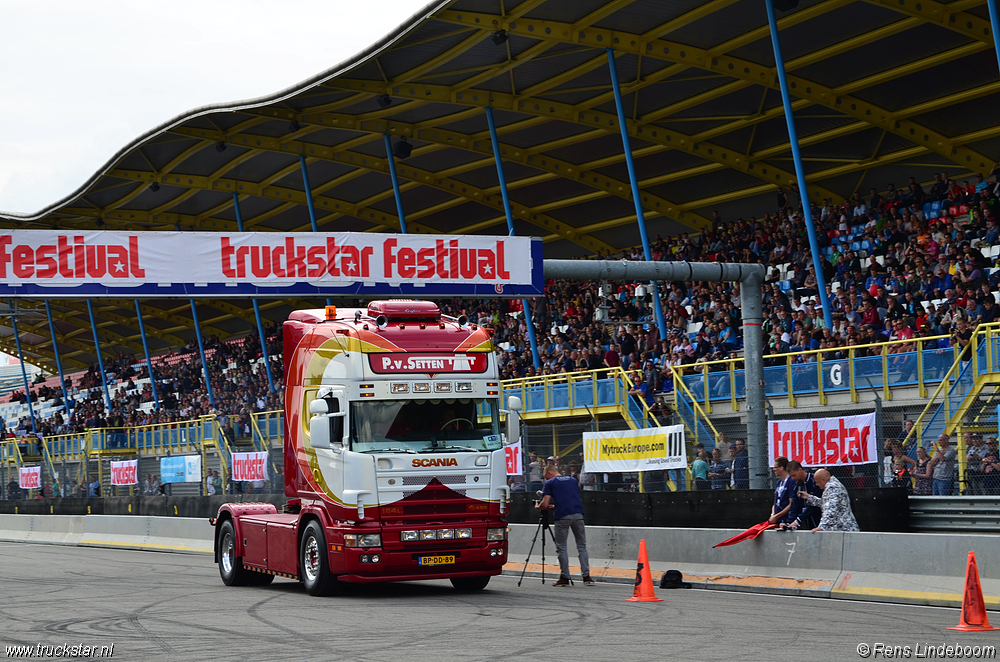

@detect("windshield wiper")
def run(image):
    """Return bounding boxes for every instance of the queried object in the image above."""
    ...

[360,447,416,454]
[435,445,478,452]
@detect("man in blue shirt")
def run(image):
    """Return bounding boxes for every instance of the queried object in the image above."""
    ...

[779,461,822,530]
[768,456,796,525]
[537,466,593,587]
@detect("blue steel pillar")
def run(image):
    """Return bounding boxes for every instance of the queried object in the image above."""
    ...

[486,108,542,370]
[299,156,332,306]
[233,193,276,393]
[606,49,668,341]
[383,135,409,234]
[189,300,215,407]
[43,300,71,418]
[9,301,37,434]
[764,0,833,329]
[133,300,160,409]
[85,300,112,412]
[989,0,1000,76]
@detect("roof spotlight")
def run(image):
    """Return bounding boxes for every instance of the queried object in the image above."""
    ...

[491,30,508,45]
[214,141,227,153]
[392,138,413,160]
[377,94,393,108]
[149,183,160,192]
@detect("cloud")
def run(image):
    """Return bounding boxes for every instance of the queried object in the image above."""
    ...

[0,0,429,215]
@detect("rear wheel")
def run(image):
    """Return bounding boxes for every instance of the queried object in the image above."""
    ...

[300,521,338,596]
[450,576,490,592]
[218,520,249,586]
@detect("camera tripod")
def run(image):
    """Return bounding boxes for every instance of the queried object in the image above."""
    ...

[517,507,564,586]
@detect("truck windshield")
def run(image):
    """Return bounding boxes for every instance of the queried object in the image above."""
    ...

[350,398,501,454]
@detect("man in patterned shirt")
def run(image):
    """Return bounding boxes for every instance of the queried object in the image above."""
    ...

[799,469,859,532]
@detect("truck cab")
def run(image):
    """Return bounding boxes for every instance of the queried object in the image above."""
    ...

[213,300,513,595]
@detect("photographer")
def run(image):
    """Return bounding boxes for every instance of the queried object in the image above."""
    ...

[536,466,594,587]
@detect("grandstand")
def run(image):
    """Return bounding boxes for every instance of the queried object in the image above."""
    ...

[2,0,1000,500]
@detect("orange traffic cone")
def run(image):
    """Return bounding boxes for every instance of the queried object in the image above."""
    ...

[627,539,663,603]
[948,551,999,632]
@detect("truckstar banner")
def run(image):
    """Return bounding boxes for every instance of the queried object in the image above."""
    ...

[769,412,876,467]
[110,460,138,486]
[231,452,269,482]
[0,231,543,298]
[19,466,41,490]
[583,425,687,472]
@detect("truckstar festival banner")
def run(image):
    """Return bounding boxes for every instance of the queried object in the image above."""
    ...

[110,460,138,486]
[769,412,877,467]
[19,466,41,490]
[231,452,269,482]
[0,231,543,298]
[159,455,202,483]
[583,425,687,472]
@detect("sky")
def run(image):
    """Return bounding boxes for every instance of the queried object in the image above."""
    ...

[0,0,431,216]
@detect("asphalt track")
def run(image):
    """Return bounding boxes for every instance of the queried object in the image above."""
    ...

[2,543,998,662]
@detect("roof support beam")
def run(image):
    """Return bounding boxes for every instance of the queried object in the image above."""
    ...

[431,10,994,174]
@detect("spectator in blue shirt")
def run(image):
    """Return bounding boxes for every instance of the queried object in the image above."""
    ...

[780,461,823,530]
[768,456,796,525]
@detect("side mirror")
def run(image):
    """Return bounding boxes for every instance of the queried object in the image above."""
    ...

[310,414,331,449]
[309,397,344,449]
[505,396,521,448]
[507,396,522,412]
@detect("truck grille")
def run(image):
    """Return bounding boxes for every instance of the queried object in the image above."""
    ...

[401,474,469,486]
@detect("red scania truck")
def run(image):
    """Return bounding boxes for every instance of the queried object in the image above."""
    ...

[212,300,514,595]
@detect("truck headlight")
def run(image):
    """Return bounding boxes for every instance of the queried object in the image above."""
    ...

[486,528,506,541]
[456,528,473,539]
[436,529,455,539]
[344,533,382,548]
[401,530,419,541]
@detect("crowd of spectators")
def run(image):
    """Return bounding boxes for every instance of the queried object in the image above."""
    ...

[448,168,1000,408]
[3,324,283,446]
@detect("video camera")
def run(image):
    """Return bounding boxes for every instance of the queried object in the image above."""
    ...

[533,490,553,526]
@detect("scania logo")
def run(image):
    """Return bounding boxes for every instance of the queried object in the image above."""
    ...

[411,458,458,467]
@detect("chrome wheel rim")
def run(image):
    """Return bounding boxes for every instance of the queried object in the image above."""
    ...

[303,535,320,583]
[221,532,234,575]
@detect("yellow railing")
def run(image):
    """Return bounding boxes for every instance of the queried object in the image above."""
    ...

[675,328,973,410]
[499,366,661,429]
[671,370,721,448]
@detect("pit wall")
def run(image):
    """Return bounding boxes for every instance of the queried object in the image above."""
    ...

[0,513,993,609]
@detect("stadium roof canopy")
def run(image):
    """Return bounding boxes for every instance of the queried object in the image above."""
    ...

[2,0,999,371]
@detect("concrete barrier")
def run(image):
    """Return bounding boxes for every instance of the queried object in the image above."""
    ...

[0,514,213,554]
[0,514,86,545]
[79,515,214,554]
[506,524,1000,607]
[832,532,1000,608]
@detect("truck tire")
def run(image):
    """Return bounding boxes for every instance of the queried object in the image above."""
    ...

[450,576,490,592]
[300,520,339,596]
[218,520,250,586]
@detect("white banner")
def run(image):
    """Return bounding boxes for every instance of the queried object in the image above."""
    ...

[583,425,687,472]
[232,452,269,482]
[19,466,41,490]
[0,231,533,287]
[110,460,138,486]
[769,412,877,467]
[504,439,523,476]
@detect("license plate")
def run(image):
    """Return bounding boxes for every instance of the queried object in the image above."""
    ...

[418,555,455,566]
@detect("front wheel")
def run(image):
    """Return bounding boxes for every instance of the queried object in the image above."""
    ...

[218,520,249,586]
[300,521,339,596]
[450,576,490,592]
